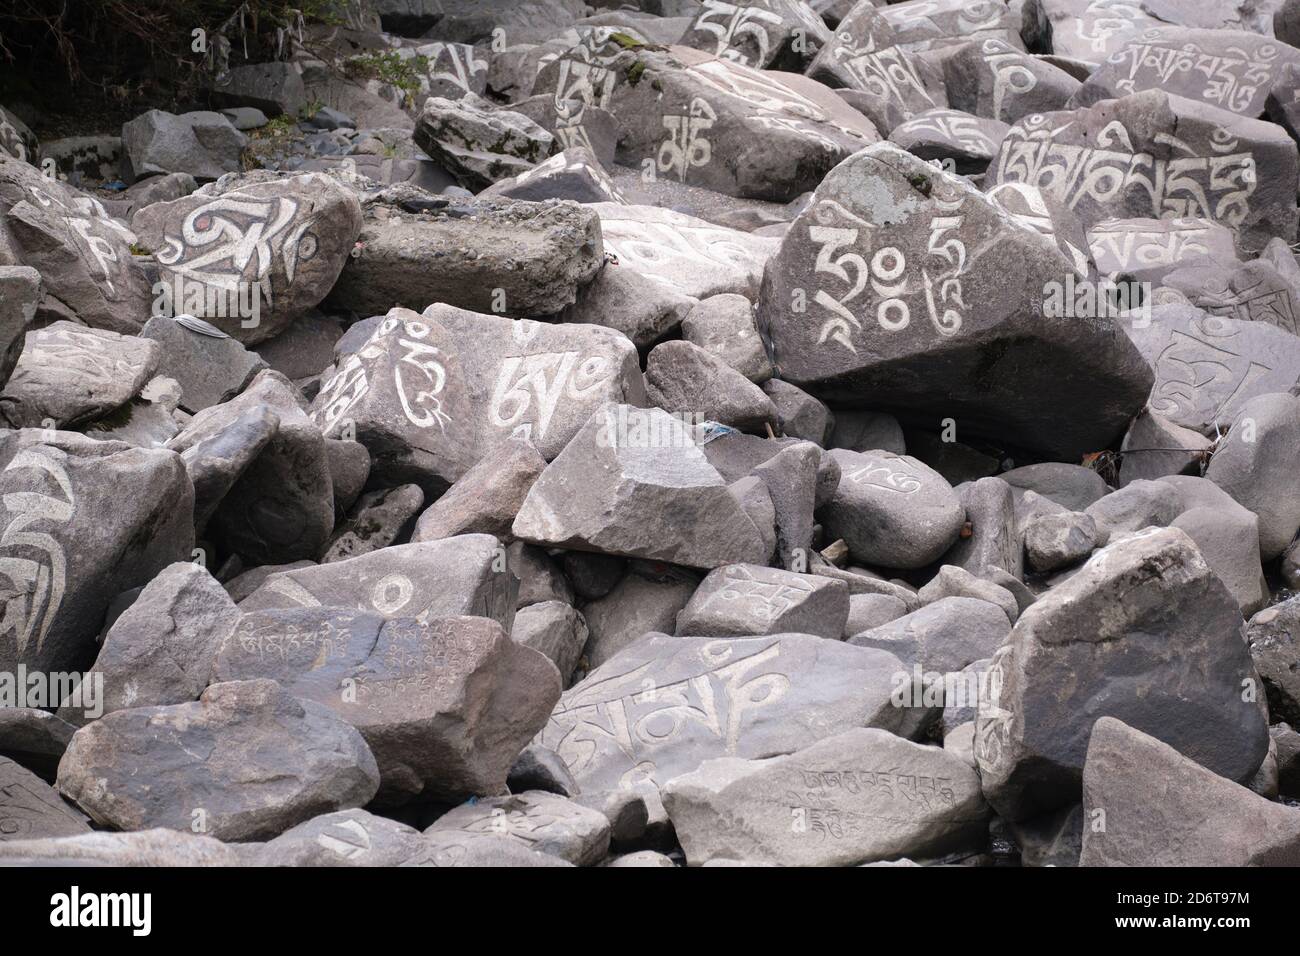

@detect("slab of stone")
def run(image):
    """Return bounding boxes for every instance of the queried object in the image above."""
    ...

[239,535,518,633]
[664,728,988,866]
[57,679,380,842]
[0,430,194,675]
[213,610,560,803]
[0,322,159,428]
[675,564,848,639]
[538,632,916,792]
[512,405,773,570]
[823,448,965,570]
[1080,716,1300,866]
[759,142,1153,460]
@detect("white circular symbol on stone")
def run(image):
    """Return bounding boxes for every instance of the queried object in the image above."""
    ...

[371,573,414,615]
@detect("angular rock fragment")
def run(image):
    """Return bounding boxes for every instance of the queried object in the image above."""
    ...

[68,562,240,721]
[664,728,988,866]
[580,566,699,670]
[975,528,1270,821]
[675,564,848,639]
[539,632,914,791]
[414,95,555,190]
[0,323,159,429]
[513,406,773,570]
[0,430,194,674]
[823,449,965,570]
[645,340,777,433]
[1204,392,1300,559]
[760,143,1152,459]
[849,597,1011,678]
[426,790,609,865]
[1080,717,1300,866]
[239,535,518,632]
[214,610,560,803]
[512,601,588,687]
[327,192,604,319]
[57,679,380,841]
[321,484,424,563]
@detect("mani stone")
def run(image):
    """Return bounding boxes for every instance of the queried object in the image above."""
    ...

[1029,0,1166,65]
[0,322,159,428]
[412,830,575,867]
[988,90,1298,254]
[254,808,429,867]
[512,405,773,571]
[645,340,777,433]
[56,679,380,842]
[560,262,697,351]
[675,564,849,640]
[1080,717,1300,866]
[1126,304,1300,436]
[663,728,989,866]
[328,190,604,319]
[1088,217,1239,285]
[214,610,560,804]
[1204,392,1300,560]
[537,632,914,793]
[425,304,647,462]
[0,756,91,841]
[0,157,152,335]
[889,109,1010,177]
[941,39,1080,125]
[1246,597,1300,727]
[758,142,1153,461]
[131,171,364,344]
[822,449,965,570]
[678,0,829,70]
[591,202,780,300]
[533,37,877,203]
[1070,28,1300,118]
[0,430,195,675]
[975,528,1270,822]
[480,146,624,204]
[310,308,476,496]
[238,535,518,633]
[67,562,240,722]
[426,790,610,866]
